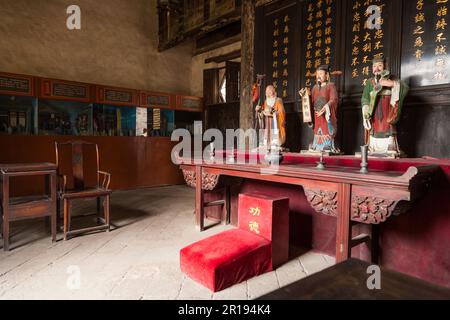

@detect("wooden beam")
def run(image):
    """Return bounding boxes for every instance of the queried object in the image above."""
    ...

[194,34,241,56]
[239,0,255,146]
[205,50,241,64]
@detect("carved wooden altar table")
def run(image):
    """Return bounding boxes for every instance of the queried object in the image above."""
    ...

[179,155,438,263]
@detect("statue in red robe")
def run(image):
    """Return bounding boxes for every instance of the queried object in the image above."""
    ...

[299,65,340,154]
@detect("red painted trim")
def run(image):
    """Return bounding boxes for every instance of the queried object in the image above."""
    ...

[176,95,204,111]
[139,90,176,109]
[38,78,92,103]
[95,85,139,106]
[0,72,35,97]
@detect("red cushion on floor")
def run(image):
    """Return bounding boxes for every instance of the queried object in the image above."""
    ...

[180,229,272,292]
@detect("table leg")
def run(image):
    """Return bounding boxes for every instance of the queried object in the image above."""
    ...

[195,166,204,231]
[336,183,352,263]
[371,224,380,264]
[104,195,110,232]
[50,172,57,242]
[225,186,231,225]
[56,199,61,230]
[3,217,8,251]
[51,213,57,243]
[2,176,9,251]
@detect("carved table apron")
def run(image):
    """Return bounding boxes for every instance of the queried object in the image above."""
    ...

[180,161,437,263]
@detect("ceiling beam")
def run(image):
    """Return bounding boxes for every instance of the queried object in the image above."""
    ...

[204,49,241,64]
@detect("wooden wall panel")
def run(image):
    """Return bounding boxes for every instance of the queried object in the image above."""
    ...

[206,102,240,139]
[253,0,450,158]
[0,136,184,196]
[261,0,299,103]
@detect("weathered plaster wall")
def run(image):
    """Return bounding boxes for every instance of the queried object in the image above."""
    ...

[190,41,241,97]
[0,0,193,95]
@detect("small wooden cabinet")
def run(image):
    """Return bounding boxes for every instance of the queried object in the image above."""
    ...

[0,163,57,251]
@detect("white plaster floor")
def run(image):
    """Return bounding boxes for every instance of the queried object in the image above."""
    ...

[0,185,335,300]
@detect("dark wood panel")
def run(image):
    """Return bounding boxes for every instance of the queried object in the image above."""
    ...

[262,0,298,102]
[341,107,366,155]
[252,0,450,158]
[206,102,240,140]
[399,105,450,158]
[226,61,240,102]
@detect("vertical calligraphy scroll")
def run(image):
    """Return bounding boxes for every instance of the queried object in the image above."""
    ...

[401,0,450,87]
[345,0,391,93]
[265,3,298,102]
[301,0,337,88]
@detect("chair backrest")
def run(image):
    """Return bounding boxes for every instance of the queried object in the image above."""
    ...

[55,141,100,191]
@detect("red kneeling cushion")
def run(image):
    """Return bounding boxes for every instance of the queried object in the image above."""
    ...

[180,229,272,292]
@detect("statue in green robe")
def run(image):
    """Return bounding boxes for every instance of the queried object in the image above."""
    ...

[361,57,409,158]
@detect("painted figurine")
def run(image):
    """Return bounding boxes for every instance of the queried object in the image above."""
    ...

[361,57,409,157]
[299,65,340,154]
[255,85,287,150]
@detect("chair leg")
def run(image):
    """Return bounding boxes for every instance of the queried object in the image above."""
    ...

[97,197,101,216]
[56,199,61,231]
[63,199,69,241]
[0,206,3,238]
[67,200,72,235]
[51,208,57,244]
[104,195,110,232]
[3,214,9,252]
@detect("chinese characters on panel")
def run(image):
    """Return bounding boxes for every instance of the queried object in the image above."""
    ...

[303,0,336,87]
[434,0,448,82]
[249,206,261,234]
[350,0,386,87]
[271,14,292,99]
[403,0,449,86]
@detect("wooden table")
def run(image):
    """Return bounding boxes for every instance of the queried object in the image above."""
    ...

[257,259,450,300]
[179,155,438,263]
[1,163,57,251]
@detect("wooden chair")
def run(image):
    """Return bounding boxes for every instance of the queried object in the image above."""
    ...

[55,141,112,240]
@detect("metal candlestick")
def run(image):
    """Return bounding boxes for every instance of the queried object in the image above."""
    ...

[360,145,369,174]
[227,150,235,164]
[316,152,326,170]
